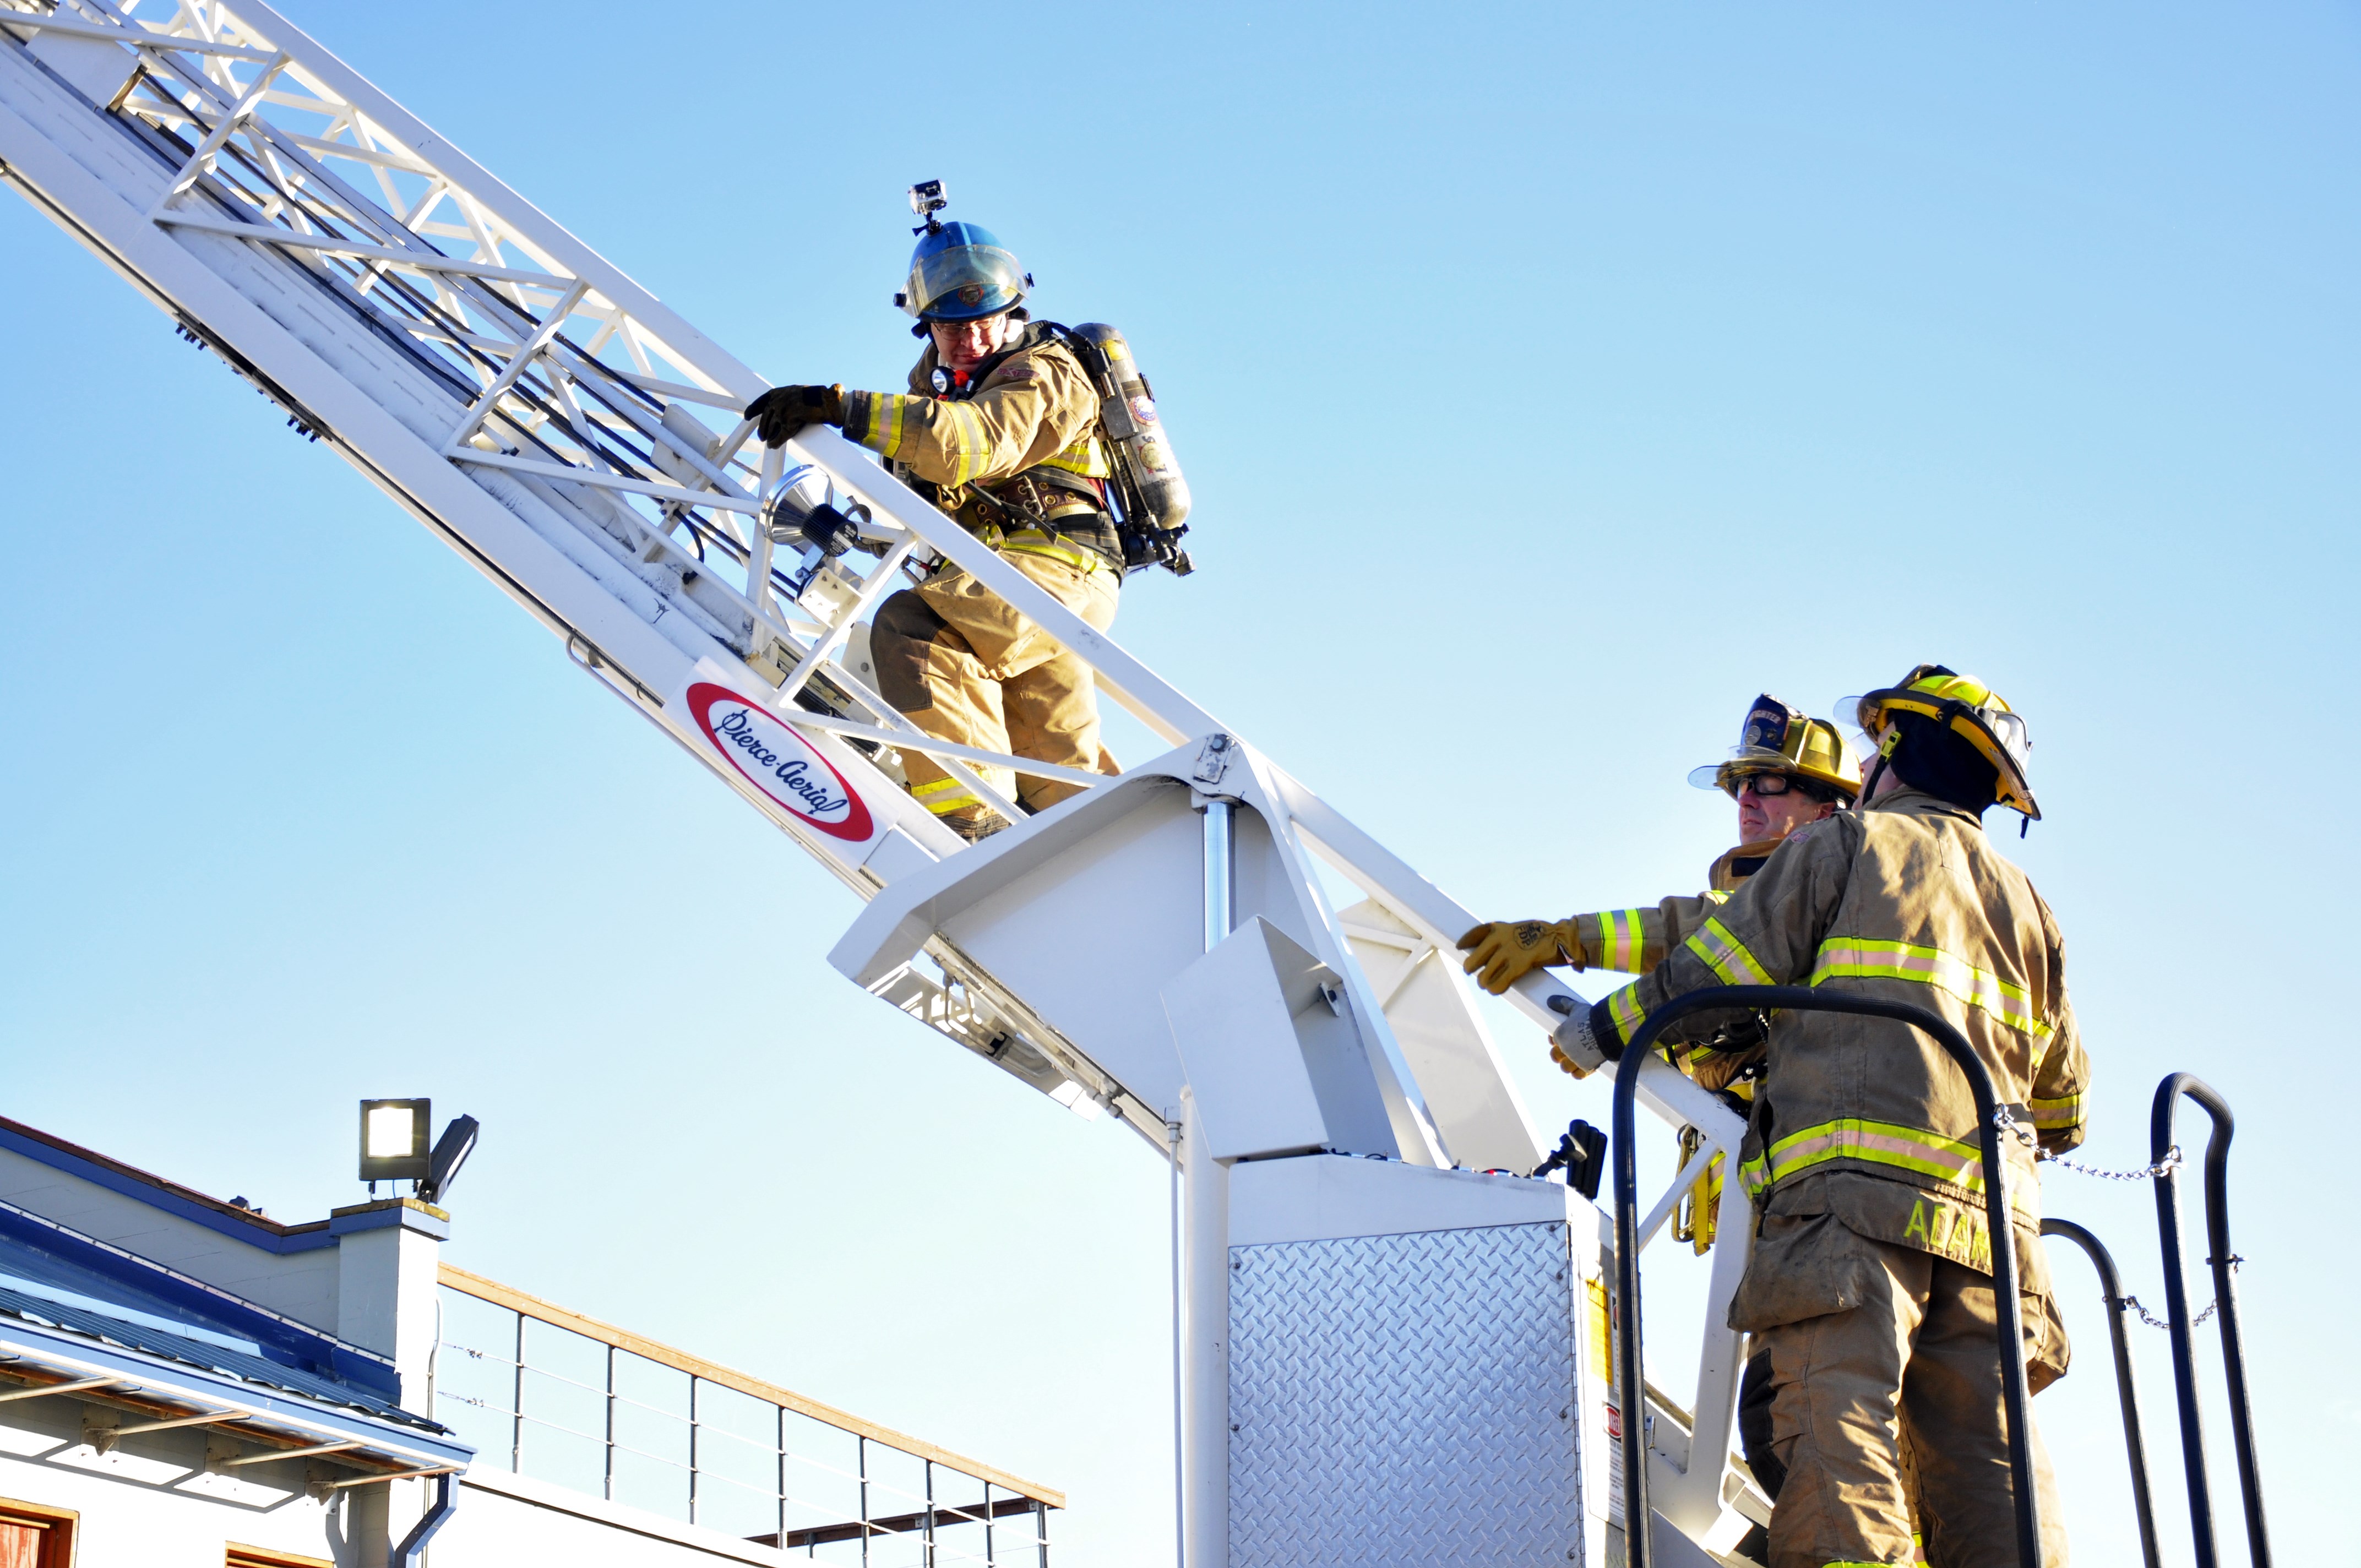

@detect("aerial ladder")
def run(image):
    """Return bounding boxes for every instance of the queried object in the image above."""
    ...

[1,7,2265,1565]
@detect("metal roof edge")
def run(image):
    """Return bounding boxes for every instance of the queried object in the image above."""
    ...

[0,1119,334,1254]
[0,1198,400,1401]
[0,1319,472,1472]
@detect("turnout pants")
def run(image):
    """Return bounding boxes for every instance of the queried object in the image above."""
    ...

[1754,1231,2068,1568]
[869,549,1120,824]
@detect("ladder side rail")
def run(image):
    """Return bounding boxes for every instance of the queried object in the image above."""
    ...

[1612,986,2042,1568]
[95,39,701,489]
[1277,763,1749,1162]
[0,87,698,695]
[2150,1073,2268,1568]
[78,1,773,580]
[215,0,761,397]
[1236,747,1451,1166]
[76,7,515,308]
[0,9,273,62]
[2041,1217,2163,1568]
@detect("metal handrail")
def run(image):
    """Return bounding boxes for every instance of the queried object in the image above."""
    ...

[2151,1074,2268,1568]
[1610,986,2040,1568]
[2039,1218,2161,1568]
[436,1264,1058,1509]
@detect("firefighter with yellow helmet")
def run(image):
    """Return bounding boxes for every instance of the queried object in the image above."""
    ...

[1549,665,2086,1567]
[1459,693,1860,1101]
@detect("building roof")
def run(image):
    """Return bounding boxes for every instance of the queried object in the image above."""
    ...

[0,1195,401,1400]
[0,1280,440,1433]
[0,1280,472,1477]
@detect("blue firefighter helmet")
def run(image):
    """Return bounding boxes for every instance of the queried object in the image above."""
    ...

[899,220,1030,323]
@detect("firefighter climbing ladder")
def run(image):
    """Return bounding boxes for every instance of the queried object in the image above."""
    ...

[0,6,2268,1565]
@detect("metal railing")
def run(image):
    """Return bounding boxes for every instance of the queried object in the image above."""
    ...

[431,1265,1056,1565]
[2041,1218,2162,1568]
[2151,1074,2268,1568]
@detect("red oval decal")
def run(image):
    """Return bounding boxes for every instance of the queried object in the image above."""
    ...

[687,682,875,842]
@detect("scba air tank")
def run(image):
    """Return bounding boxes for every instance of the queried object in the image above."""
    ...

[1070,322,1190,533]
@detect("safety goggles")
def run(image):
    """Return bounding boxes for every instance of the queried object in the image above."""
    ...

[1723,770,1807,799]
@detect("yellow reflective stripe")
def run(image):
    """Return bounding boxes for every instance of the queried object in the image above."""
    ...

[1597,910,1646,972]
[940,403,969,486]
[1704,889,1730,905]
[1738,1116,2032,1213]
[1606,986,1649,1045]
[951,402,993,487]
[2028,1093,2082,1128]
[998,533,1106,574]
[910,777,981,815]
[1685,917,1774,987]
[863,393,911,458]
[1809,937,2052,1039]
[1036,435,1112,478]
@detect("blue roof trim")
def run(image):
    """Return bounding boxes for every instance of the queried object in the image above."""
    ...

[0,1200,400,1402]
[0,1124,335,1254]
[0,1304,471,1469]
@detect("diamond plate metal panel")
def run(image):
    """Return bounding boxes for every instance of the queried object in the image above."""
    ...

[1229,1222,1581,1566]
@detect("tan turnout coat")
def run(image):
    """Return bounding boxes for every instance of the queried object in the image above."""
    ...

[1585,788,2090,1344]
[842,329,1111,521]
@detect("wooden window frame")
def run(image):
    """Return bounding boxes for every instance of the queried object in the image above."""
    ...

[0,1495,78,1568]
[224,1547,333,1568]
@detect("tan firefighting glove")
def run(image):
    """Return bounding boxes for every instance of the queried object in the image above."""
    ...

[744,383,845,446]
[1456,918,1587,995]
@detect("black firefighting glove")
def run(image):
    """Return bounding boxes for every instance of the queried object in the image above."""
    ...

[743,384,845,447]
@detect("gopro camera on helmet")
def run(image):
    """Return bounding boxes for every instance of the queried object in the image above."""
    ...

[908,179,948,233]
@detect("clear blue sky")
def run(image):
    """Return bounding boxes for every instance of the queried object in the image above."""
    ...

[3,3,2354,1562]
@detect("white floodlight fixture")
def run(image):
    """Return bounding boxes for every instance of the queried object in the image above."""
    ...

[358,1098,431,1184]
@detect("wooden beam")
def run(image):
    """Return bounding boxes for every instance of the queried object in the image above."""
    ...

[436,1262,1064,1510]
[0,1376,115,1403]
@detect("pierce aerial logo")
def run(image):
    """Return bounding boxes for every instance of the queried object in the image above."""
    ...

[687,683,874,842]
